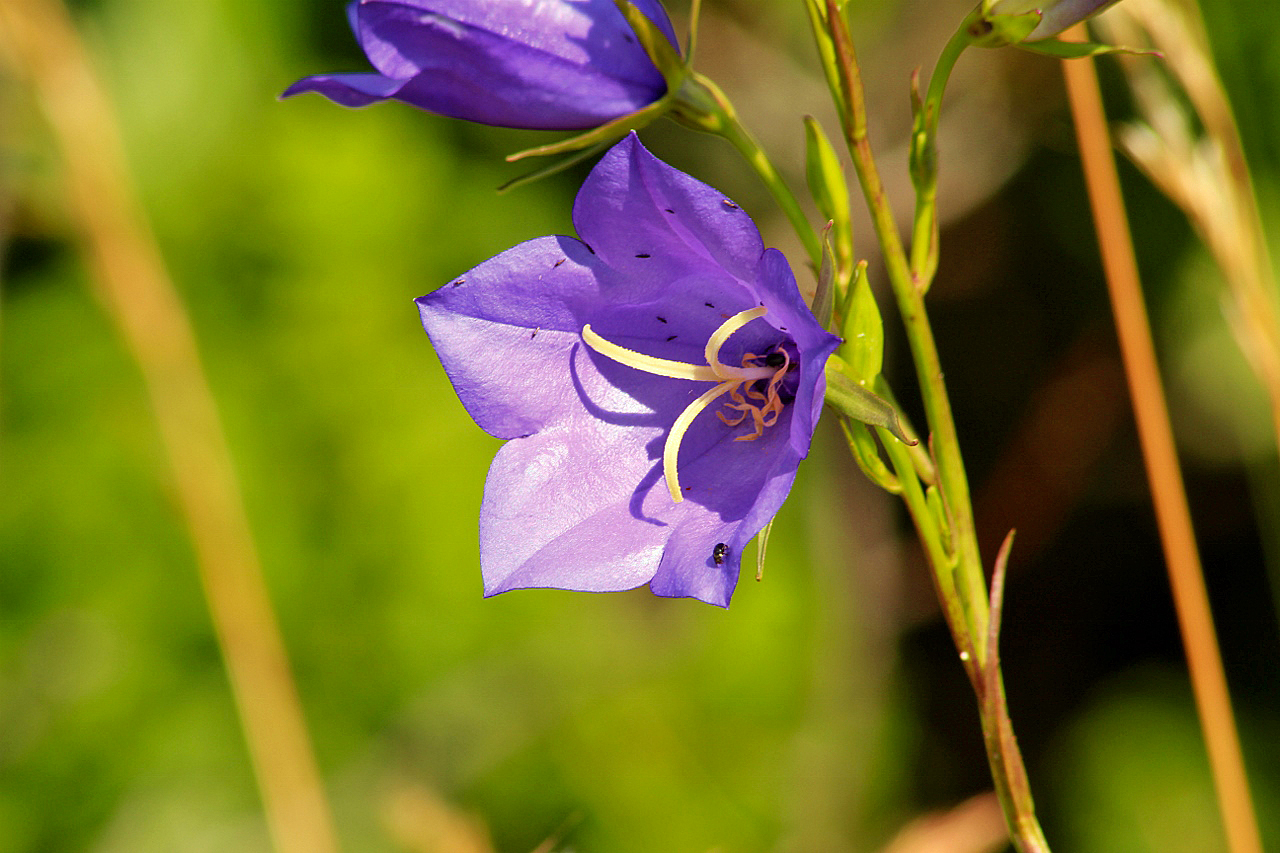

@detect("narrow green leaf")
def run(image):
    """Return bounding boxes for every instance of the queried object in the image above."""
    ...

[1018,38,1159,59]
[755,519,773,581]
[498,142,609,193]
[838,416,901,494]
[824,368,914,446]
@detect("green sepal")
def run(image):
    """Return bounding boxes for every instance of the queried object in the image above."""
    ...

[754,519,773,582]
[506,96,671,163]
[499,141,610,193]
[813,225,837,332]
[805,118,854,292]
[616,0,687,89]
[824,364,914,446]
[683,0,704,62]
[839,260,882,381]
[969,10,1042,47]
[1016,38,1159,59]
[838,416,901,494]
[668,71,734,134]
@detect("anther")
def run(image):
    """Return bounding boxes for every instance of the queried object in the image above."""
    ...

[581,306,784,504]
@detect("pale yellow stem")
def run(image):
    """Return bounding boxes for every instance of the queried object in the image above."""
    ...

[0,4,340,852]
[664,380,741,501]
[583,324,722,380]
[704,305,768,376]
[584,306,781,504]
[1062,26,1263,853]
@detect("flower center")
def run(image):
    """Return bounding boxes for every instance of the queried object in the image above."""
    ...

[582,305,793,503]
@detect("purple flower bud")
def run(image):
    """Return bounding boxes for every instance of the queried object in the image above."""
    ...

[416,135,840,606]
[987,0,1121,40]
[283,0,680,130]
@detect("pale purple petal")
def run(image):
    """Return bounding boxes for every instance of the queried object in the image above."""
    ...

[417,135,839,606]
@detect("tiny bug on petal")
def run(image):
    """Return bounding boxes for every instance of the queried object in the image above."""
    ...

[712,543,729,566]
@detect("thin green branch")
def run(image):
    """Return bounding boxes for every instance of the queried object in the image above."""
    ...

[823,0,988,660]
[814,4,1053,848]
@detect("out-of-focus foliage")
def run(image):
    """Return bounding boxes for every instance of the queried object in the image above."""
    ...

[1,0,1277,851]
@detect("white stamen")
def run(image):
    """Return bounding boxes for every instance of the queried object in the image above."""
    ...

[705,305,768,378]
[663,380,739,502]
[581,306,782,504]
[583,325,721,381]
[582,315,773,383]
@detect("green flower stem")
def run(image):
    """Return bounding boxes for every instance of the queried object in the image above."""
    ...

[879,426,974,668]
[673,72,823,268]
[819,3,1053,849]
[825,3,989,662]
[871,375,938,487]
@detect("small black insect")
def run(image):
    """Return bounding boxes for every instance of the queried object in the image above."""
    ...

[664,207,675,214]
[656,316,668,323]
[722,199,739,210]
[553,258,566,268]
[712,543,729,566]
[666,335,677,342]
[764,352,786,368]
[451,278,465,288]
[705,301,715,309]
[635,253,651,259]
[531,328,540,339]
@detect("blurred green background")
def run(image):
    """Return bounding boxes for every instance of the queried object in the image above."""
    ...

[1,0,1278,851]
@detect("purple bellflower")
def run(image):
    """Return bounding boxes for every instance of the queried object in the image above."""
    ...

[416,134,840,607]
[282,0,680,130]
